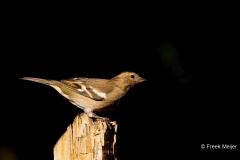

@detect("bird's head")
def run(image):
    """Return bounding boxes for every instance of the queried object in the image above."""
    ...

[112,71,146,91]
[118,71,146,83]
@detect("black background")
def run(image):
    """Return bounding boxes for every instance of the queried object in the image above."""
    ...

[1,3,239,160]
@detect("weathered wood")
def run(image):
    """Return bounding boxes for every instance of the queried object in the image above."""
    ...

[54,113,118,160]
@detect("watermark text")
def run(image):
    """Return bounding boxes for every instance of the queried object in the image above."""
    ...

[201,144,237,150]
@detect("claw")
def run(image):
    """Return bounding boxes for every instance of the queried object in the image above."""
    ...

[92,116,112,129]
[87,111,113,129]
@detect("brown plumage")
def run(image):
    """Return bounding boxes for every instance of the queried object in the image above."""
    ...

[20,72,146,119]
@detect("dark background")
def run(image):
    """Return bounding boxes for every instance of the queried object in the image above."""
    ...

[1,3,239,160]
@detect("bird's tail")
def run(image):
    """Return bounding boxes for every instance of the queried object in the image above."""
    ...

[20,77,57,86]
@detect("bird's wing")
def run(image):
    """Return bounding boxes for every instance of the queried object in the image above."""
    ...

[61,78,114,101]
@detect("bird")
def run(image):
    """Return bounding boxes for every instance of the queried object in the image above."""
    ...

[20,72,146,119]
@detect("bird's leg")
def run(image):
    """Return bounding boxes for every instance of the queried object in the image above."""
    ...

[87,111,109,120]
[85,111,112,128]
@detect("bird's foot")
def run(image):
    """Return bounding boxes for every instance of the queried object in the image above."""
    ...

[88,112,112,128]
[93,117,113,129]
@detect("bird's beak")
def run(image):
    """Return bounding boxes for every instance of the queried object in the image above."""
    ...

[136,77,147,83]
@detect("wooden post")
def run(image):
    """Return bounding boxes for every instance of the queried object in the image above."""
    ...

[54,113,118,160]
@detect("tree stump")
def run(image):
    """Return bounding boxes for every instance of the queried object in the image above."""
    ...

[54,113,118,160]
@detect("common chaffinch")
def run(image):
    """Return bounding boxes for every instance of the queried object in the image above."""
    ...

[20,72,146,119]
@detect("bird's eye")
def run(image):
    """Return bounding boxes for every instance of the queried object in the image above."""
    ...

[130,75,134,79]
